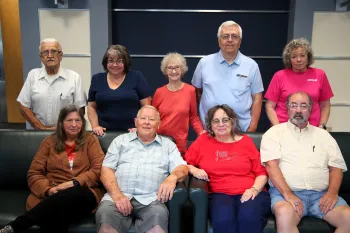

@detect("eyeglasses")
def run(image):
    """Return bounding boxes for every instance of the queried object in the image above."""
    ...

[40,50,62,56]
[288,103,310,111]
[166,66,181,72]
[138,116,157,122]
[220,34,240,41]
[211,117,232,125]
[64,119,82,124]
[107,59,123,65]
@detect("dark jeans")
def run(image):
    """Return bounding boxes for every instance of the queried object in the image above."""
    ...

[209,192,271,233]
[9,186,96,233]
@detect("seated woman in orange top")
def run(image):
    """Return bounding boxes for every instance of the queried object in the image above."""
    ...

[152,52,204,155]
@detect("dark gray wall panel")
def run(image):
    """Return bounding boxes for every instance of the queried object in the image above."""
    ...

[112,12,289,56]
[112,0,290,10]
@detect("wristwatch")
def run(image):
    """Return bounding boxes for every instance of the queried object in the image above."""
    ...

[320,124,327,130]
[72,179,80,187]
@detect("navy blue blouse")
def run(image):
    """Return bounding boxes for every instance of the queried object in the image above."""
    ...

[88,70,152,131]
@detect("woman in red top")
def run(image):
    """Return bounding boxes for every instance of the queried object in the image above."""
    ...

[185,105,270,233]
[152,52,204,155]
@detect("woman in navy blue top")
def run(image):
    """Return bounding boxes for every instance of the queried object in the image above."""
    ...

[87,45,151,135]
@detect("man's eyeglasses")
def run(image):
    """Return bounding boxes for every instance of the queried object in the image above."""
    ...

[138,116,157,122]
[288,103,310,111]
[166,66,181,72]
[40,50,62,56]
[211,117,232,125]
[107,59,123,65]
[220,34,240,41]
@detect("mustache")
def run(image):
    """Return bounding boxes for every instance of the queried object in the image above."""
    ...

[293,113,304,119]
[46,58,55,61]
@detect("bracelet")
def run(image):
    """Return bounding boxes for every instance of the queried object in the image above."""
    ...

[250,186,260,193]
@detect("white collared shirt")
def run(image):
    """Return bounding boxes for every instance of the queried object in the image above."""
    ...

[260,121,347,192]
[17,67,87,129]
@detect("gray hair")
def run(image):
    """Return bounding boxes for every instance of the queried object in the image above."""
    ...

[39,38,61,52]
[217,20,243,39]
[160,52,188,76]
[282,38,314,68]
[286,91,313,107]
[137,105,160,121]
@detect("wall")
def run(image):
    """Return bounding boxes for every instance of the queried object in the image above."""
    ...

[288,0,335,41]
[19,0,110,80]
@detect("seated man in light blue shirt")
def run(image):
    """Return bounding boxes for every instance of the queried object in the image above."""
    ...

[96,105,188,233]
[192,20,264,132]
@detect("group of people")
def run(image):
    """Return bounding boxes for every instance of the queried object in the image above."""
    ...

[0,19,347,233]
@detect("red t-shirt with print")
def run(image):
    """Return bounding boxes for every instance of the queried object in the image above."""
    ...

[185,133,267,195]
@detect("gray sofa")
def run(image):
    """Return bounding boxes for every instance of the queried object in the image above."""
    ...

[0,130,187,233]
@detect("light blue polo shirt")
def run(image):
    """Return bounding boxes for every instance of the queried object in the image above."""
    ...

[192,50,264,131]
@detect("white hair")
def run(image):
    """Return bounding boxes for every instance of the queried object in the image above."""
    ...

[39,38,61,52]
[217,21,243,39]
[137,105,160,121]
[160,52,188,76]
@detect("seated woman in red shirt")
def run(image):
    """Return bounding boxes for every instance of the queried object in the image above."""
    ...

[152,52,204,155]
[185,104,270,233]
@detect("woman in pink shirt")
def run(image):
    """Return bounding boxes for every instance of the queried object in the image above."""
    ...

[265,38,333,128]
[152,53,204,155]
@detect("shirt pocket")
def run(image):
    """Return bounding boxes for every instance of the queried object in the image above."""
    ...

[231,72,251,94]
[59,92,74,109]
[310,145,329,168]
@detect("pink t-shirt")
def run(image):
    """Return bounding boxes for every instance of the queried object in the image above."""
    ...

[264,67,334,126]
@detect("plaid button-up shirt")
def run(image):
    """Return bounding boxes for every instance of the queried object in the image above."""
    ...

[101,132,186,205]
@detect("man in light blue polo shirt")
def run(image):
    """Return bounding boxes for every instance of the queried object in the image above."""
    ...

[192,20,264,132]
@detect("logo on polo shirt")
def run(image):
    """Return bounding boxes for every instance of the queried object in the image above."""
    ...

[307,78,318,82]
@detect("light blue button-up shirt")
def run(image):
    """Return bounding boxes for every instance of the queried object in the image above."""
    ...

[192,50,264,131]
[101,132,187,205]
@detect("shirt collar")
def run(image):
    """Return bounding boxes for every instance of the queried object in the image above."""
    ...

[129,131,162,145]
[38,67,66,80]
[218,50,241,65]
[287,120,310,133]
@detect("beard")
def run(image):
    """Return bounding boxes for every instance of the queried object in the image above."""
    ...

[290,113,307,125]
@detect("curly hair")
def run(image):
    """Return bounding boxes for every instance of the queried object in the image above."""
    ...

[160,52,188,77]
[54,105,87,153]
[101,44,132,73]
[282,38,314,68]
[205,104,242,137]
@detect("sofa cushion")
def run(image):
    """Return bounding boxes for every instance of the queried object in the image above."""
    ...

[0,130,52,189]
[331,133,350,194]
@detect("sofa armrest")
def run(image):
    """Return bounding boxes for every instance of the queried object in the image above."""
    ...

[188,175,209,233]
[167,182,188,233]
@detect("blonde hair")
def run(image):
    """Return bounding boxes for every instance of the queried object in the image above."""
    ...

[282,38,314,68]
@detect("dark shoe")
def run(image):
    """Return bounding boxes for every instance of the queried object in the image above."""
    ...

[0,225,14,233]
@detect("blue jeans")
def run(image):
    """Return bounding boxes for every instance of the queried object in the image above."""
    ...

[269,187,348,219]
[209,192,271,233]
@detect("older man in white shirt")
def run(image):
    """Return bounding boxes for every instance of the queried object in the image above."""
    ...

[260,91,350,233]
[17,38,86,130]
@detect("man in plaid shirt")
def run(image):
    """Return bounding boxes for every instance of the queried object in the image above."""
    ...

[96,105,188,233]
